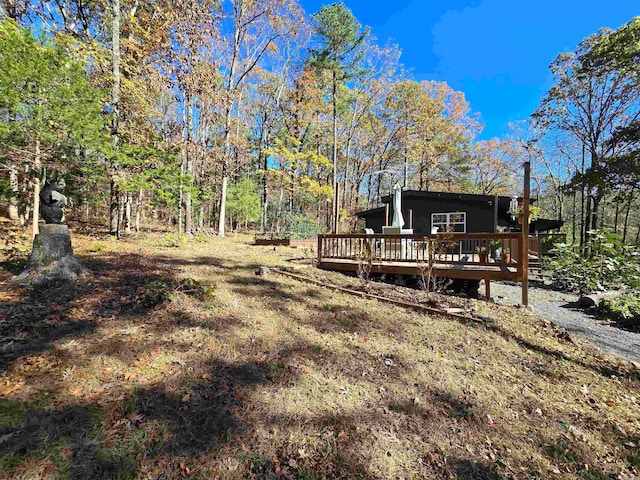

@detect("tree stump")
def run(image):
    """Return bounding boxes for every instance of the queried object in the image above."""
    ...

[15,224,86,285]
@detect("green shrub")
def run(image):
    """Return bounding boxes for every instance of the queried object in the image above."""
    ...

[600,294,640,324]
[160,232,187,248]
[192,233,210,243]
[140,278,173,306]
[545,231,640,294]
[86,240,106,253]
[282,212,324,239]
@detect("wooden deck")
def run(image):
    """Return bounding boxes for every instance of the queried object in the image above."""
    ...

[319,257,519,280]
[317,233,538,288]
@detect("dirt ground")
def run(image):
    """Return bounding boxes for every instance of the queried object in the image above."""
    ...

[0,230,639,479]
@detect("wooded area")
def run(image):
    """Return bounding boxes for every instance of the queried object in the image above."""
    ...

[0,3,638,244]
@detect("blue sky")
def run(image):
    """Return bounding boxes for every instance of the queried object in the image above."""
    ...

[300,0,638,140]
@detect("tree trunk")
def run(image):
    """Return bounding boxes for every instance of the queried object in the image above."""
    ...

[178,159,184,235]
[84,192,90,222]
[623,187,635,242]
[8,163,19,221]
[17,224,86,285]
[571,189,577,244]
[217,0,241,238]
[118,193,125,229]
[184,166,192,235]
[260,152,268,232]
[403,124,408,188]
[332,67,338,234]
[135,188,143,233]
[31,140,41,238]
[584,191,592,242]
[125,191,132,233]
[184,98,193,235]
[276,178,285,233]
[579,145,585,246]
[109,0,121,237]
[342,135,351,209]
[218,100,233,236]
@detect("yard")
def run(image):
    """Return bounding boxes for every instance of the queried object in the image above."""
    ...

[0,232,639,479]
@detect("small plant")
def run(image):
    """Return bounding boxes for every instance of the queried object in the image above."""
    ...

[175,278,215,299]
[416,232,455,292]
[192,234,210,244]
[86,241,106,253]
[356,237,375,287]
[600,294,640,328]
[508,203,540,222]
[545,230,640,297]
[139,278,173,306]
[160,232,187,248]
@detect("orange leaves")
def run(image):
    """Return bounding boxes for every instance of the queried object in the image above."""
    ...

[179,462,191,476]
[69,385,83,397]
[41,464,55,478]
[0,379,23,396]
[21,355,51,373]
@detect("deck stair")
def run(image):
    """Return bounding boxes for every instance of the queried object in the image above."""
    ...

[527,250,545,280]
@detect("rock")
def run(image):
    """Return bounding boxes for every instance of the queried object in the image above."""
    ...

[256,266,270,276]
[14,224,86,285]
[578,291,622,308]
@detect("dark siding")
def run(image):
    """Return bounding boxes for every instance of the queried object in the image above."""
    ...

[403,196,495,234]
[361,213,385,233]
[357,192,554,234]
[359,195,500,234]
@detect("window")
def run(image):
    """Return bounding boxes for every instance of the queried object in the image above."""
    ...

[431,212,466,233]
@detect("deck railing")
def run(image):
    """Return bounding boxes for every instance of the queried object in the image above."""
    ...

[318,233,527,268]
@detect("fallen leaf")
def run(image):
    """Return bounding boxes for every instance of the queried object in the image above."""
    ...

[0,382,22,395]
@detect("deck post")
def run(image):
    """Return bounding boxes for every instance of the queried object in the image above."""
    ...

[485,278,491,298]
[521,161,530,307]
[317,235,323,266]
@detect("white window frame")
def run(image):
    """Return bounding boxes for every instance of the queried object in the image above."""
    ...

[431,212,466,233]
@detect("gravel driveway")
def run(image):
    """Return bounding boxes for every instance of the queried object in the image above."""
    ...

[490,281,640,362]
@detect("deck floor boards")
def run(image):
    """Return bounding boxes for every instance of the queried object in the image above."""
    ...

[318,258,520,281]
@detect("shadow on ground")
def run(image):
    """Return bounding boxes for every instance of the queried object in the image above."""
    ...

[0,404,132,479]
[0,281,95,372]
[136,362,271,457]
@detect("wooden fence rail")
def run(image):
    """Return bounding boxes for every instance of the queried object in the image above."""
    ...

[318,233,524,265]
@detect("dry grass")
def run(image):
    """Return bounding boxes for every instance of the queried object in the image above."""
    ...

[0,230,638,479]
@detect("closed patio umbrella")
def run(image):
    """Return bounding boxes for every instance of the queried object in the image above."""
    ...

[392,183,404,228]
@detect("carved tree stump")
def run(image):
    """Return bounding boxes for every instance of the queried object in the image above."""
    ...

[15,224,86,285]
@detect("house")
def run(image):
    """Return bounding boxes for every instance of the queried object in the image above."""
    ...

[356,190,563,235]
